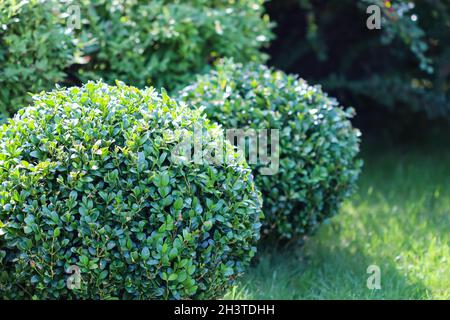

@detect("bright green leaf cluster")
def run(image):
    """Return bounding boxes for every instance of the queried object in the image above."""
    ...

[180,59,363,240]
[0,81,262,299]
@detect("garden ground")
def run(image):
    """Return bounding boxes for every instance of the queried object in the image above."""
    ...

[225,140,450,300]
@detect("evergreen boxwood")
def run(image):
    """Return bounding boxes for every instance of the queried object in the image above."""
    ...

[180,59,362,240]
[0,81,262,299]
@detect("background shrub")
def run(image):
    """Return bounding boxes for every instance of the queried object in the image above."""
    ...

[0,0,76,118]
[0,81,262,299]
[0,0,273,118]
[180,59,363,240]
[76,0,273,90]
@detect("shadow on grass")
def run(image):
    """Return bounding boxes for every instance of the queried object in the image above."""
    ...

[225,137,449,300]
[227,237,429,300]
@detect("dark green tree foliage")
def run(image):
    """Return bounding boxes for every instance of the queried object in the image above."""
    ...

[0,81,262,299]
[267,0,450,121]
[0,0,76,118]
[180,59,362,240]
[76,0,273,90]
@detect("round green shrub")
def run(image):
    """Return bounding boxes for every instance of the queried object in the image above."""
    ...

[0,81,262,299]
[0,0,76,117]
[76,0,273,90]
[179,59,363,240]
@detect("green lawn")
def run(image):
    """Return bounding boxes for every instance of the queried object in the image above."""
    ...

[225,144,450,300]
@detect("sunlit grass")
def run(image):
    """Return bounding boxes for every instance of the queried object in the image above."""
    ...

[225,144,450,300]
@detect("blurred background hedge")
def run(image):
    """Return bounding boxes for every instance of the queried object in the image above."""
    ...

[0,0,273,117]
[74,0,273,90]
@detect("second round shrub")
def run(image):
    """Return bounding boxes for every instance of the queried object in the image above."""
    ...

[180,59,363,240]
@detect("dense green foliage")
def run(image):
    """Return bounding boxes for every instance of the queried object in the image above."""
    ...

[77,0,273,90]
[180,59,362,239]
[0,0,76,118]
[267,0,450,121]
[0,81,262,299]
[0,0,272,118]
[0,0,446,302]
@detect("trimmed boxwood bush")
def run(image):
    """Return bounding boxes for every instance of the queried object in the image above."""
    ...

[0,0,76,118]
[0,81,262,299]
[180,59,363,240]
[77,0,273,90]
